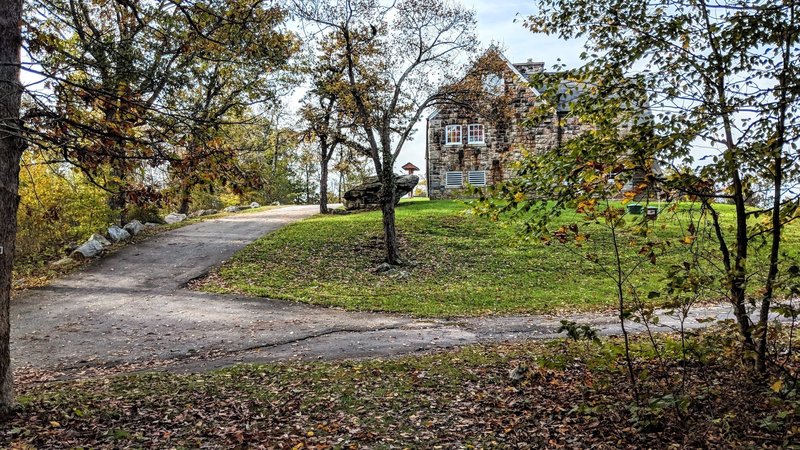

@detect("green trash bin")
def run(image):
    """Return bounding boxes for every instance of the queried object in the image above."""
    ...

[627,203,643,214]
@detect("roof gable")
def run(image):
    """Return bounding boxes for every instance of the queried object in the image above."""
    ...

[483,47,541,96]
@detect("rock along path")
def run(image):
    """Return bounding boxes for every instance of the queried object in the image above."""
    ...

[12,205,742,378]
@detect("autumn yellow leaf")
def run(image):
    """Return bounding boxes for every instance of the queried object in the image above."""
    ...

[620,191,637,205]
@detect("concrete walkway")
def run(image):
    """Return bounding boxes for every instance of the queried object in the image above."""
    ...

[11,205,741,378]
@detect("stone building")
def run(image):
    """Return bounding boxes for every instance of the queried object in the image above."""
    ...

[425,49,598,199]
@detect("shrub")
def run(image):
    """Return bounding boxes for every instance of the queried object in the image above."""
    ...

[15,155,114,271]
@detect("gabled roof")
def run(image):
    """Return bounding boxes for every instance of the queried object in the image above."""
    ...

[426,48,541,121]
[402,162,420,171]
[543,79,654,117]
[487,47,541,96]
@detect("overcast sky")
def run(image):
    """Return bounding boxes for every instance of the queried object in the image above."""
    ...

[394,0,587,174]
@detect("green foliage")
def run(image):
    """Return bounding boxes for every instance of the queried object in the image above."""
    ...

[15,154,113,272]
[628,393,691,433]
[557,320,600,342]
[124,204,164,225]
[25,0,299,218]
[520,0,800,371]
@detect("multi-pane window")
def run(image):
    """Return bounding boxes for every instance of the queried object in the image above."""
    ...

[444,171,463,187]
[467,124,485,144]
[445,125,462,145]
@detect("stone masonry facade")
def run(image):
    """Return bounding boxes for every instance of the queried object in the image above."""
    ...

[426,51,593,199]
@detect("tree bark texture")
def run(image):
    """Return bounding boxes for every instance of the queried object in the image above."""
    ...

[756,21,792,371]
[731,170,754,348]
[178,184,191,215]
[757,154,782,372]
[0,0,24,415]
[107,161,128,224]
[380,163,400,264]
[319,162,329,214]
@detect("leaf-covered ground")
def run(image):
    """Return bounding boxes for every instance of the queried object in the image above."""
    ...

[198,200,800,317]
[4,333,798,449]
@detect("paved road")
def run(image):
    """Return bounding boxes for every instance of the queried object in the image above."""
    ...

[11,205,743,377]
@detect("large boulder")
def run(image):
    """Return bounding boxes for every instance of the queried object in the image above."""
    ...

[123,219,144,236]
[249,202,261,209]
[189,209,218,218]
[164,212,187,224]
[223,205,241,213]
[343,174,419,211]
[108,225,131,242]
[90,233,112,247]
[71,235,108,259]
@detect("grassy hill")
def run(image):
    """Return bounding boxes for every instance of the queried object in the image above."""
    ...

[200,199,800,317]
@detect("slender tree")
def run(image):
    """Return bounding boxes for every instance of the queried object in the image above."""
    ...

[294,0,477,264]
[0,0,24,415]
[299,40,349,213]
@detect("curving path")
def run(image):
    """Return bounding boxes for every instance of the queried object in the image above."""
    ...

[11,205,743,378]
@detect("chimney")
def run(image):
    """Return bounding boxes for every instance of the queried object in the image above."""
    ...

[513,60,546,79]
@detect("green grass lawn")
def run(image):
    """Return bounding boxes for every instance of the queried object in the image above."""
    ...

[200,199,800,317]
[7,335,797,448]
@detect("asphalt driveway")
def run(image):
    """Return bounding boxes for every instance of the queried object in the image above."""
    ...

[11,205,742,379]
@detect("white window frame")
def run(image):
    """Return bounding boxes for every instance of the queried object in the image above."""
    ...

[467,124,485,145]
[467,170,487,187]
[444,171,463,188]
[445,125,462,145]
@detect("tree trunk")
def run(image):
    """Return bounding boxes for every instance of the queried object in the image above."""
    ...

[107,160,128,225]
[177,186,191,215]
[102,91,128,225]
[178,142,196,215]
[339,171,344,202]
[272,129,280,170]
[177,173,192,215]
[730,170,754,349]
[757,154,782,372]
[613,243,637,398]
[0,0,24,416]
[320,161,329,214]
[380,167,400,265]
[305,166,310,204]
[756,25,792,372]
